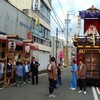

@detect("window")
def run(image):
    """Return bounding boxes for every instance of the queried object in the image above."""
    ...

[41,26,45,38]
[40,1,51,21]
[31,18,35,29]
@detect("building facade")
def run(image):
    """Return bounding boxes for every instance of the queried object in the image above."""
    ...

[50,36,64,64]
[6,0,52,71]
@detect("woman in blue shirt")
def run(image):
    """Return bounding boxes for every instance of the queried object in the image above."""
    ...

[69,60,78,90]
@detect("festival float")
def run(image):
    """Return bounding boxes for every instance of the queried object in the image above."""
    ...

[73,5,100,85]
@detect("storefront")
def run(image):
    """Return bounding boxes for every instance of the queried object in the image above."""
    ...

[0,34,7,87]
[0,34,38,87]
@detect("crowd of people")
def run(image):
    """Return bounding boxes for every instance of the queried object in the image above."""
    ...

[46,57,86,98]
[0,57,40,87]
[0,56,86,98]
[14,57,40,87]
[69,60,86,95]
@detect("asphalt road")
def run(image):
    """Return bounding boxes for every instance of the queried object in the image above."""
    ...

[0,67,100,100]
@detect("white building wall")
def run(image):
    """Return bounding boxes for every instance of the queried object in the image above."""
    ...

[0,0,31,39]
[0,0,51,71]
[8,0,32,10]
[50,36,64,62]
[31,50,50,71]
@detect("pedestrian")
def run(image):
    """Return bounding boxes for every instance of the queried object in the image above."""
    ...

[0,60,4,81]
[15,62,24,87]
[23,60,31,84]
[77,60,86,95]
[30,57,40,85]
[56,63,62,87]
[69,60,77,90]
[47,57,57,97]
[7,59,12,85]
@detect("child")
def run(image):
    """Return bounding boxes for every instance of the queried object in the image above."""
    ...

[23,61,30,84]
[15,62,24,87]
[56,63,62,87]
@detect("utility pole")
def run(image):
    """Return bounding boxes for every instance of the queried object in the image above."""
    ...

[65,12,71,66]
[66,13,69,67]
[56,28,58,62]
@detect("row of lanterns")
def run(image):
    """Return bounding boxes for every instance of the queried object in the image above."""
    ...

[8,40,30,53]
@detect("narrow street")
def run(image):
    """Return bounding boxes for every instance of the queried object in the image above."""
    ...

[0,67,100,100]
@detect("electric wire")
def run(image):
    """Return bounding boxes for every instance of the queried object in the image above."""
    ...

[48,0,65,31]
[57,0,66,19]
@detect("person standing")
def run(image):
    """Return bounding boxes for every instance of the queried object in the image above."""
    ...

[69,60,77,90]
[56,63,62,87]
[15,62,24,87]
[77,60,86,95]
[23,60,30,84]
[30,57,40,85]
[47,57,57,97]
[0,60,4,80]
[7,59,12,85]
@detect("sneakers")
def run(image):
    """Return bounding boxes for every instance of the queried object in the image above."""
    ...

[78,90,86,94]
[49,94,56,97]
[28,81,30,84]
[69,87,76,90]
[78,90,83,93]
[71,88,76,90]
[84,91,86,95]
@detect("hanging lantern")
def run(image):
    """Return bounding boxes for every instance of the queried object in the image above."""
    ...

[25,45,30,53]
[8,40,16,51]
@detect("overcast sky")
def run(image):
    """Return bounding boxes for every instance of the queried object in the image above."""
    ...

[51,0,100,39]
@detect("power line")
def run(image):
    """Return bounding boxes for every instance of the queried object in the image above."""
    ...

[57,0,66,19]
[50,13,64,31]
[41,6,63,35]
[48,0,64,31]
[52,8,64,30]
[66,0,74,12]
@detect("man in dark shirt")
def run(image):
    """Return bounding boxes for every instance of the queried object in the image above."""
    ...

[30,57,40,85]
[57,63,61,86]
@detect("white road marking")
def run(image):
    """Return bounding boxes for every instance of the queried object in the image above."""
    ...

[92,87,99,100]
[96,87,100,95]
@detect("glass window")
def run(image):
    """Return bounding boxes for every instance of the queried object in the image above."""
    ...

[41,26,45,38]
[40,1,51,21]
[31,18,35,29]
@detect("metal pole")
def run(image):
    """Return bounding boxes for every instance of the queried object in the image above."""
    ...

[56,28,58,62]
[66,13,69,67]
